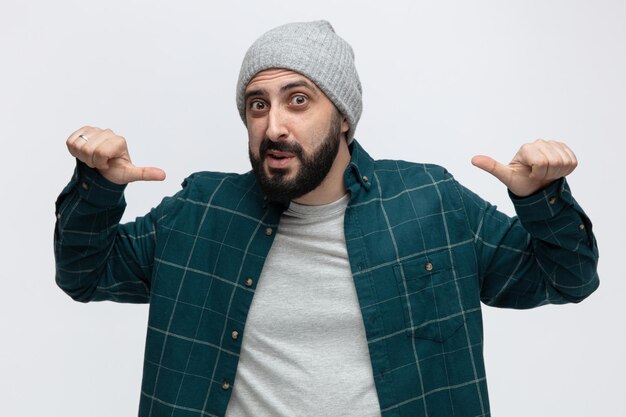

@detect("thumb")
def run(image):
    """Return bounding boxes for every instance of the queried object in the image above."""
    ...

[125,166,167,183]
[471,155,510,184]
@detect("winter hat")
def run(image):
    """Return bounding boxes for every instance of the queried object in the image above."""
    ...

[236,20,362,142]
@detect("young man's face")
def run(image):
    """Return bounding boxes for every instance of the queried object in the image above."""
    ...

[245,69,349,201]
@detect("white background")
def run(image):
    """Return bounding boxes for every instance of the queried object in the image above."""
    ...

[1,0,624,416]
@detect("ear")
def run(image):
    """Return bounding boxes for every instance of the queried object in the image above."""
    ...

[341,117,350,134]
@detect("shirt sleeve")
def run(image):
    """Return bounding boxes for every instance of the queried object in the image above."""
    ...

[457,177,599,308]
[54,161,163,303]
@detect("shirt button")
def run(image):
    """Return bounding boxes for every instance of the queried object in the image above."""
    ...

[222,381,230,390]
[579,223,585,231]
[362,175,369,183]
[56,213,61,220]
[265,227,273,236]
[81,182,89,191]
[244,278,254,287]
[425,262,433,272]
[548,196,557,205]
[231,330,239,340]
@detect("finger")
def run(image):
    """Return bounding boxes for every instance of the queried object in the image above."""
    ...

[560,142,577,165]
[66,126,102,159]
[553,141,578,177]
[523,148,549,182]
[529,156,549,182]
[548,142,573,178]
[79,129,121,168]
[516,141,553,181]
[124,166,166,183]
[90,134,129,170]
[525,140,572,180]
[67,126,102,146]
[471,155,512,185]
[66,125,91,146]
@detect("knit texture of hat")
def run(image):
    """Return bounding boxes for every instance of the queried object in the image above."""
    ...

[236,20,362,142]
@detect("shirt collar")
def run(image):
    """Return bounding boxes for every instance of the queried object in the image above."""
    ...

[344,139,374,193]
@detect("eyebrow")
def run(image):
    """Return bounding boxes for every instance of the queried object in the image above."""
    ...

[280,80,319,96]
[244,79,320,103]
[244,89,266,102]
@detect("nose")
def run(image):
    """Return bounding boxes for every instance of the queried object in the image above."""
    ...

[265,107,289,142]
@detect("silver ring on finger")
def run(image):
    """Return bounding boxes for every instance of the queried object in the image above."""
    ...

[79,134,89,143]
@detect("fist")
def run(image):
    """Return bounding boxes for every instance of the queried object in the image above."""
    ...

[66,126,165,185]
[472,139,577,197]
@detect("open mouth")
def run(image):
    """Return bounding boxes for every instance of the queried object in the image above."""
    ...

[266,150,296,168]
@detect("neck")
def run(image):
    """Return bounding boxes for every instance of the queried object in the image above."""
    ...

[292,140,351,206]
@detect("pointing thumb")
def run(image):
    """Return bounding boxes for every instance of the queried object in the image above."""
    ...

[126,166,167,183]
[471,155,509,184]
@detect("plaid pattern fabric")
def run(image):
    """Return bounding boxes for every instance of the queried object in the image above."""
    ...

[55,140,599,417]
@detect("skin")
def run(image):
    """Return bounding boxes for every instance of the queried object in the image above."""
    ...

[65,71,578,199]
[66,127,165,184]
[472,140,578,196]
[244,69,350,205]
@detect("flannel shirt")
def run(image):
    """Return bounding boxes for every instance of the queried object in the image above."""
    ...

[54,140,599,417]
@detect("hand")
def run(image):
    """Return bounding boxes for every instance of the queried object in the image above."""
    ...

[471,139,577,197]
[66,126,166,185]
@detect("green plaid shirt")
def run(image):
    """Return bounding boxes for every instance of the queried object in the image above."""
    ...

[55,140,599,417]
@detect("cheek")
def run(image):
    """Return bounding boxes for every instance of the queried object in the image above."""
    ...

[248,140,261,162]
[305,122,329,149]
[247,124,264,151]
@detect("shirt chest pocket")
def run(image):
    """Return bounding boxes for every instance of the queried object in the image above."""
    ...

[394,251,466,342]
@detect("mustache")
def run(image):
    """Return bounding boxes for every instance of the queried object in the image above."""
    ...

[259,138,304,159]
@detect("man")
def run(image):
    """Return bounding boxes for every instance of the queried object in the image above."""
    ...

[55,20,599,417]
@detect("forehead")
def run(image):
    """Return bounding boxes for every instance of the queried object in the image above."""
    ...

[245,69,320,93]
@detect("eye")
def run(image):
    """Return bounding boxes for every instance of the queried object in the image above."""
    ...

[290,94,308,106]
[249,100,267,112]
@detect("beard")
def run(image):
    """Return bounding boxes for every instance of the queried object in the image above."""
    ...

[249,112,342,202]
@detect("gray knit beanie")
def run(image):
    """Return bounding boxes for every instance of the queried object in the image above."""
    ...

[236,20,362,143]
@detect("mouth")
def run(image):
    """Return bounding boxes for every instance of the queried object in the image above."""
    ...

[265,150,296,169]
